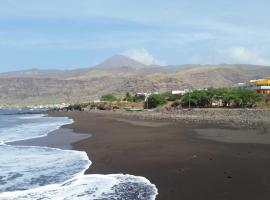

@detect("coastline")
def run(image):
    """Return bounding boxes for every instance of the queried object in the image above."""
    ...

[1,112,157,199]
[8,128,90,150]
[49,110,270,200]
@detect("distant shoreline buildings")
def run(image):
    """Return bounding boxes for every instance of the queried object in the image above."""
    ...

[238,77,270,94]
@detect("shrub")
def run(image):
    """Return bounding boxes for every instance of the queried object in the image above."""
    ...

[134,95,145,102]
[73,104,83,111]
[66,104,82,111]
[265,94,270,104]
[101,94,118,102]
[161,91,181,101]
[144,94,167,109]
[123,92,134,102]
[171,100,181,108]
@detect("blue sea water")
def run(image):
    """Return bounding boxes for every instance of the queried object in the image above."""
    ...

[0,109,157,200]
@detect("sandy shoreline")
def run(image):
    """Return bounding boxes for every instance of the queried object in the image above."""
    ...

[45,111,270,200]
[8,128,90,150]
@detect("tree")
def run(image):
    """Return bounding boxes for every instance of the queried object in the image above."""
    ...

[134,95,145,102]
[233,88,263,107]
[123,92,134,102]
[181,90,210,108]
[222,90,236,107]
[144,94,167,109]
[101,94,118,102]
[265,94,270,104]
[180,88,263,108]
[161,91,181,101]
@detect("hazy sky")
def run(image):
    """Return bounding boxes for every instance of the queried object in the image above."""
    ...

[0,0,270,72]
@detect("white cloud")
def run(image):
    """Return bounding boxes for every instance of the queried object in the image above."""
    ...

[122,49,165,65]
[219,47,270,65]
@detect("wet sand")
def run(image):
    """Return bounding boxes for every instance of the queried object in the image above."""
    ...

[9,128,90,149]
[50,111,270,200]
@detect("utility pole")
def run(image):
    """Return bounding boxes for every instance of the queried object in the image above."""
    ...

[188,91,191,109]
[147,94,150,109]
[147,96,148,109]
[145,94,149,110]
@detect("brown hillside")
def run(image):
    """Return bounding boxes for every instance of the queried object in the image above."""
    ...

[0,56,270,106]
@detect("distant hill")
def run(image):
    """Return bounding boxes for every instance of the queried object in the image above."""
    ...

[0,68,64,78]
[95,54,147,69]
[0,55,270,106]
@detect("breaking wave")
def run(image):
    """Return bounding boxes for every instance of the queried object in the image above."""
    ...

[0,110,157,200]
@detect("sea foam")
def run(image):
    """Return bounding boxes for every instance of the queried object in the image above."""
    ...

[0,112,158,200]
[0,145,90,193]
[0,114,73,143]
[0,174,157,200]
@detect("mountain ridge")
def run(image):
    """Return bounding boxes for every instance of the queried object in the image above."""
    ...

[1,55,269,78]
[94,54,147,69]
[0,55,270,106]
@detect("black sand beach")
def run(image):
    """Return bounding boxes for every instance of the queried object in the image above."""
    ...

[9,128,90,149]
[49,111,270,200]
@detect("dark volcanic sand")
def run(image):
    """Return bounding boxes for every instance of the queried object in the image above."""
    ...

[50,111,270,200]
[9,128,90,149]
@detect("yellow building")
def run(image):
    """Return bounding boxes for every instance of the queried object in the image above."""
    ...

[239,77,270,94]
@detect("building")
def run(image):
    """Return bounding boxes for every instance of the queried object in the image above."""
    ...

[172,90,185,95]
[171,89,190,95]
[135,92,151,101]
[238,77,270,94]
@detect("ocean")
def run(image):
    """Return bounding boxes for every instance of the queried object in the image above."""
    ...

[0,109,157,200]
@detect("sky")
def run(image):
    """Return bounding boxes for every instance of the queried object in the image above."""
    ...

[0,0,270,72]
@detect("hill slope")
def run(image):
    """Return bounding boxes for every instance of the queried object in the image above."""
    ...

[0,55,270,106]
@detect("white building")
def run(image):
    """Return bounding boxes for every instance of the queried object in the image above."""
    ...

[172,89,189,95]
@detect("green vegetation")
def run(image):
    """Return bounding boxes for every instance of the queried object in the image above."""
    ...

[161,91,181,101]
[123,92,134,102]
[171,100,181,108]
[265,94,270,104]
[101,94,118,102]
[133,95,145,102]
[180,88,263,108]
[181,90,209,108]
[123,92,146,102]
[98,88,265,110]
[144,94,167,109]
